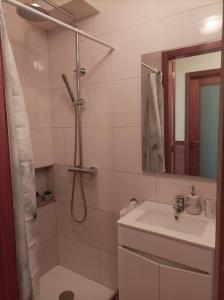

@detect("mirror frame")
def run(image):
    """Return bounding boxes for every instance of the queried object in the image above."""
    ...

[162,40,222,174]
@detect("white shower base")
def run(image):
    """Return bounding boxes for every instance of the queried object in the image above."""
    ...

[40,265,114,300]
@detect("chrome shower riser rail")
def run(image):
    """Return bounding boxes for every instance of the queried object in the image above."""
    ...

[68,166,97,176]
[4,0,116,50]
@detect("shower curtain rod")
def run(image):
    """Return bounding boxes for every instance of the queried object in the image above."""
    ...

[141,62,158,73]
[3,0,116,50]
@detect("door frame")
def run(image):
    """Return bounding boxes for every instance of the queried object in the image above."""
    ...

[162,40,221,173]
[185,68,221,176]
[0,39,20,298]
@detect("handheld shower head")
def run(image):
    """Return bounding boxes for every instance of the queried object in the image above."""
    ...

[61,73,76,103]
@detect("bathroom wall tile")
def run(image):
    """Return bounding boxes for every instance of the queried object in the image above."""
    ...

[58,236,100,282]
[36,89,52,128]
[113,127,142,173]
[55,164,99,208]
[38,218,57,243]
[44,236,58,272]
[52,128,65,165]
[14,43,49,89]
[158,0,221,18]
[38,202,56,221]
[99,251,118,290]
[37,203,57,244]
[180,3,223,46]
[48,27,75,50]
[156,175,217,205]
[31,128,53,168]
[95,78,141,128]
[64,128,75,166]
[23,87,37,129]
[79,16,94,42]
[54,164,71,202]
[49,44,76,90]
[84,40,112,84]
[4,3,48,50]
[51,88,75,128]
[81,84,96,128]
[110,15,181,81]
[49,48,64,89]
[93,0,158,37]
[56,201,118,253]
[98,170,157,214]
[38,242,46,276]
[82,127,113,170]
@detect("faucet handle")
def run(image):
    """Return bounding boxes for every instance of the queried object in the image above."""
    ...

[175,194,185,206]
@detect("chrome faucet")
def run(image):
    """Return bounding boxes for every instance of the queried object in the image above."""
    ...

[173,195,185,220]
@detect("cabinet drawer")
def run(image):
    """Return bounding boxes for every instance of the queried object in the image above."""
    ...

[118,246,159,300]
[118,225,214,273]
[160,264,212,300]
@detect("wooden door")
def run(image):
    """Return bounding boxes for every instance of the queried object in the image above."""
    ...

[185,69,221,176]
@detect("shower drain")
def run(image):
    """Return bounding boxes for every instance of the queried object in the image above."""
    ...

[59,291,75,300]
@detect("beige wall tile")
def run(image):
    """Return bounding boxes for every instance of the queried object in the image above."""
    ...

[52,128,65,165]
[51,88,75,128]
[45,236,59,272]
[23,87,37,128]
[31,128,53,168]
[36,89,52,128]
[158,0,221,18]
[82,127,113,170]
[95,78,141,127]
[99,251,118,290]
[58,236,100,281]
[113,127,142,173]
[180,3,223,46]
[93,0,158,36]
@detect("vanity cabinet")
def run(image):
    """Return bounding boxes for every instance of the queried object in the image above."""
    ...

[118,246,213,300]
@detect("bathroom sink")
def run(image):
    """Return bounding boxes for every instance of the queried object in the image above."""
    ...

[136,207,209,236]
[118,201,215,248]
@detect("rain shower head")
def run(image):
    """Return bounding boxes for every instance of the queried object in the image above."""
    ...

[16,1,49,22]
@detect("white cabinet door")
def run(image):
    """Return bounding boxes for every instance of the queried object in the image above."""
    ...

[118,246,159,300]
[160,264,212,300]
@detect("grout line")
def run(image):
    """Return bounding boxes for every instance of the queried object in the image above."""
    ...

[58,234,118,257]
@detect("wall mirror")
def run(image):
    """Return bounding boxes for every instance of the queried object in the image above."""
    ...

[141,41,221,179]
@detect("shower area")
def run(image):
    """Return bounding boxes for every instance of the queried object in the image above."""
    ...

[2,0,118,299]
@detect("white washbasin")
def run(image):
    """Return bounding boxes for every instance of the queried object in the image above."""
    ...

[136,207,209,236]
[118,201,215,248]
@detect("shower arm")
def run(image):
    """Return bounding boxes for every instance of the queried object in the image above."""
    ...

[4,0,116,50]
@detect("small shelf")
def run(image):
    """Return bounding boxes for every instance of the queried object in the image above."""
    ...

[37,198,56,208]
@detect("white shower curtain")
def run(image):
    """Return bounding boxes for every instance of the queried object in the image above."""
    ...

[0,2,39,300]
[143,72,165,173]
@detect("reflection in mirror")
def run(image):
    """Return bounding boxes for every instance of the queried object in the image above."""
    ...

[141,42,221,178]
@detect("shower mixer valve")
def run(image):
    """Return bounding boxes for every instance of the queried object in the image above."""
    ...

[74,97,84,106]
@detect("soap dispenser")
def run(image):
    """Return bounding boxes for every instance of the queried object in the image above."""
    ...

[186,185,201,215]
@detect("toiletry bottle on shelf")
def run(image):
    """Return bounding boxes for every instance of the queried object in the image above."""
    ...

[186,185,201,215]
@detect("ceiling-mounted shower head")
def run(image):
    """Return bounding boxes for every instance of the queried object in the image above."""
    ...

[16,1,49,22]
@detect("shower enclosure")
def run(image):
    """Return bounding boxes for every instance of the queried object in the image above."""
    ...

[1,0,116,299]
